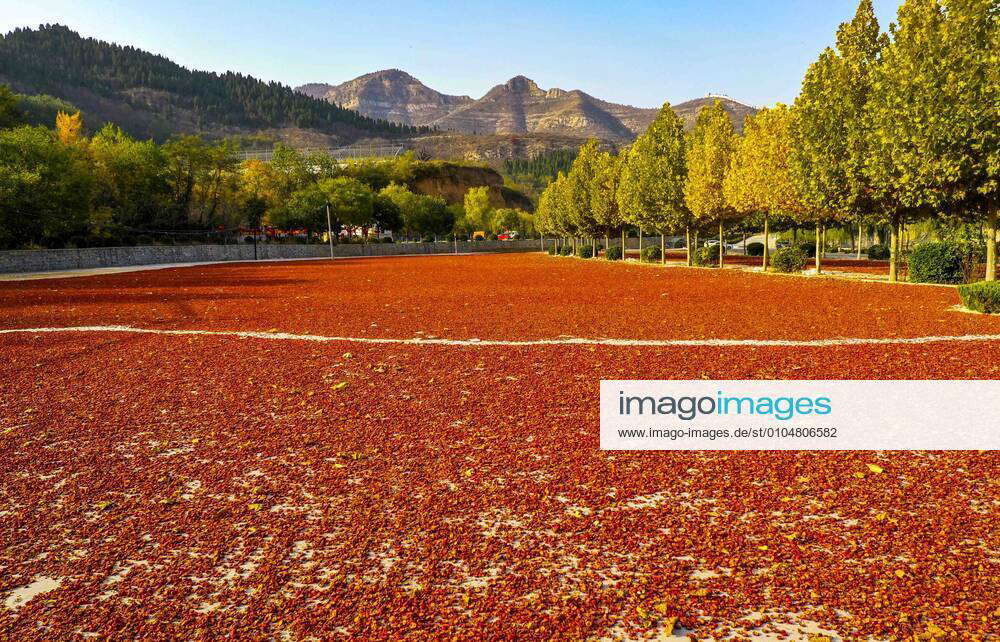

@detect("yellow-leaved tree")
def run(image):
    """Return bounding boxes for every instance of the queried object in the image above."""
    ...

[55,110,83,145]
[724,104,805,269]
[685,101,739,268]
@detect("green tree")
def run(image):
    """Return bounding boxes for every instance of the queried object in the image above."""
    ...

[162,135,213,226]
[88,124,170,231]
[463,186,493,234]
[490,208,522,235]
[867,0,999,280]
[564,139,602,252]
[411,195,454,239]
[373,193,402,236]
[685,101,739,268]
[618,103,690,264]
[0,125,92,249]
[381,183,424,239]
[0,84,21,129]
[268,183,328,237]
[319,176,374,236]
[791,0,886,275]
[591,149,625,253]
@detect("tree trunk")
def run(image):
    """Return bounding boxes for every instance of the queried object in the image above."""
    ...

[637,228,642,260]
[857,222,863,260]
[815,222,822,275]
[661,233,666,265]
[592,237,596,258]
[621,228,626,261]
[686,226,692,267]
[889,217,899,283]
[986,208,997,281]
[762,214,770,270]
[605,234,610,258]
[719,221,725,268]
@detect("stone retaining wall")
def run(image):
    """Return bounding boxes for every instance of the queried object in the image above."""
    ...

[0,240,544,274]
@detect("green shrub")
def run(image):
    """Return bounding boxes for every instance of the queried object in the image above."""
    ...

[692,245,720,267]
[547,245,559,256]
[606,246,623,261]
[958,281,1000,314]
[867,243,890,260]
[559,244,574,256]
[770,247,806,273]
[746,242,765,257]
[908,242,965,284]
[578,245,595,259]
[640,245,662,262]
[797,241,816,258]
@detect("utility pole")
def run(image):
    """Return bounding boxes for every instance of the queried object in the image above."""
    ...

[326,204,334,259]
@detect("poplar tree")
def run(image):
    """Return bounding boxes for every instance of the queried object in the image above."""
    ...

[724,104,804,269]
[540,172,575,249]
[685,101,738,268]
[535,180,558,248]
[791,0,885,275]
[617,103,690,264]
[867,0,999,280]
[591,149,625,255]
[564,139,603,253]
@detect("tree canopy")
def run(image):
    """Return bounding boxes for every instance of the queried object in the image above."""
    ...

[617,103,689,234]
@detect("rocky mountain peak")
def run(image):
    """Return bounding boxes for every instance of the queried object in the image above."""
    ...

[298,70,757,141]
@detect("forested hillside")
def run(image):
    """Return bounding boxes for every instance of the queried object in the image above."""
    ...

[0,25,431,141]
[503,149,579,192]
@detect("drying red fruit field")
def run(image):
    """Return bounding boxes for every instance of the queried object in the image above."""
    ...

[1,253,998,640]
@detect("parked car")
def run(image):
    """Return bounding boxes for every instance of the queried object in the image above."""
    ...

[498,231,519,241]
[705,239,736,251]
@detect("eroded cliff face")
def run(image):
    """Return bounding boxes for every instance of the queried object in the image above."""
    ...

[297,70,472,126]
[426,76,649,141]
[406,163,531,211]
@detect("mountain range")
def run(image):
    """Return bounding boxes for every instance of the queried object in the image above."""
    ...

[297,70,756,141]
[0,25,758,161]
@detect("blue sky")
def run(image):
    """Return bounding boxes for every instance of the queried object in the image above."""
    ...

[1,0,901,108]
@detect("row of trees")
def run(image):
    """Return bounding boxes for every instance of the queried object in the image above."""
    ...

[537,0,998,282]
[0,102,536,249]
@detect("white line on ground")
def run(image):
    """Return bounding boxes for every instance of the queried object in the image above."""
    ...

[2,325,1000,347]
